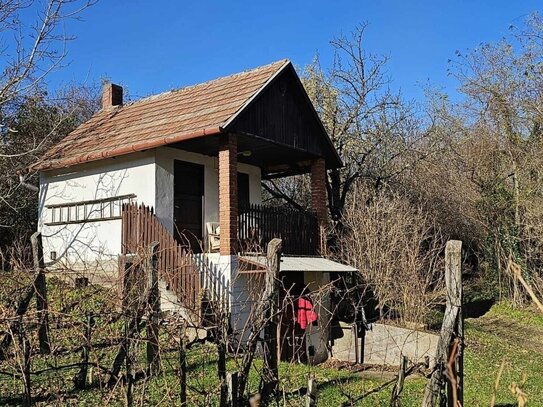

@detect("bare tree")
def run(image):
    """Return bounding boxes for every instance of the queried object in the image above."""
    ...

[0,85,98,255]
[424,12,543,300]
[0,0,97,174]
[265,24,439,223]
[0,0,96,109]
[0,1,97,254]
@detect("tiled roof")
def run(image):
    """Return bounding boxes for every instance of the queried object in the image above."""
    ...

[31,59,290,171]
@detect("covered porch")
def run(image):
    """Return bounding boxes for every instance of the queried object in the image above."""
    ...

[162,61,341,257]
[167,132,330,257]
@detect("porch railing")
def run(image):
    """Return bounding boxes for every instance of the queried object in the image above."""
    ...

[121,203,200,311]
[238,203,319,255]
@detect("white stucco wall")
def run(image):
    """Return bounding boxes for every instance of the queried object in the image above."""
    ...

[154,147,263,325]
[38,151,156,273]
[38,147,262,276]
[155,147,218,234]
[155,147,262,233]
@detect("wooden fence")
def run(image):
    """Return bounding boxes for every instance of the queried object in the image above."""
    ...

[238,203,318,255]
[121,203,200,312]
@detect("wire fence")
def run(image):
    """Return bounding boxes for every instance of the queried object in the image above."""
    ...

[0,233,466,406]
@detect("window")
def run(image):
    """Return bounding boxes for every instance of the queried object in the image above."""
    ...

[44,194,136,226]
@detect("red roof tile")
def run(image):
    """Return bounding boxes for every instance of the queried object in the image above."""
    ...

[32,59,290,171]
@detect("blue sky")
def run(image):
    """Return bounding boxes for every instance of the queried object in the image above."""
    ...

[41,0,542,103]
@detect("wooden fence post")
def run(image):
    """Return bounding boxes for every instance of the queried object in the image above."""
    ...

[455,251,464,407]
[359,322,366,365]
[31,232,50,354]
[19,325,31,407]
[422,240,463,407]
[238,239,283,402]
[74,314,93,389]
[218,340,228,407]
[108,258,143,388]
[227,371,239,407]
[125,321,134,407]
[261,238,282,403]
[145,242,161,376]
[179,323,187,407]
[391,355,408,407]
[306,376,317,407]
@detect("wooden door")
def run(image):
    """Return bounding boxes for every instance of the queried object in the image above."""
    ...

[174,161,204,252]
[238,172,250,209]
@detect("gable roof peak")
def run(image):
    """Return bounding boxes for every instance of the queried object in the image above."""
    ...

[29,59,330,172]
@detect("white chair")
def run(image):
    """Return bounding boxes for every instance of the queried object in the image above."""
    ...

[206,222,220,252]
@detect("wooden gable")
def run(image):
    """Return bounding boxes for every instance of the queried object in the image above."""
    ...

[226,64,342,170]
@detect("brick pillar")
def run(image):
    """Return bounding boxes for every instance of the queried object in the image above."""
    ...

[311,158,328,254]
[219,134,238,255]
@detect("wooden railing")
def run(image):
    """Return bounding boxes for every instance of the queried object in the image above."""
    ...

[121,203,200,311]
[193,254,230,315]
[238,203,319,255]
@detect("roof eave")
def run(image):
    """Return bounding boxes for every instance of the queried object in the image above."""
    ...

[30,126,223,173]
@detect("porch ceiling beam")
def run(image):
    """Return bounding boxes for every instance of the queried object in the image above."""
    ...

[262,165,312,180]
[233,131,318,156]
[262,158,313,177]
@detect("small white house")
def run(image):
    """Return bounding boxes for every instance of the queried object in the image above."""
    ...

[30,60,357,364]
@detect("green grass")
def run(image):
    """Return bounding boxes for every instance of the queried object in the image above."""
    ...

[388,301,543,407]
[460,302,543,406]
[1,277,542,405]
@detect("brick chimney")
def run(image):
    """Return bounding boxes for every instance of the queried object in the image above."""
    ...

[102,82,123,109]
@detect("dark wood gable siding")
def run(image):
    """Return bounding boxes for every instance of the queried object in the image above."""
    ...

[227,66,336,165]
